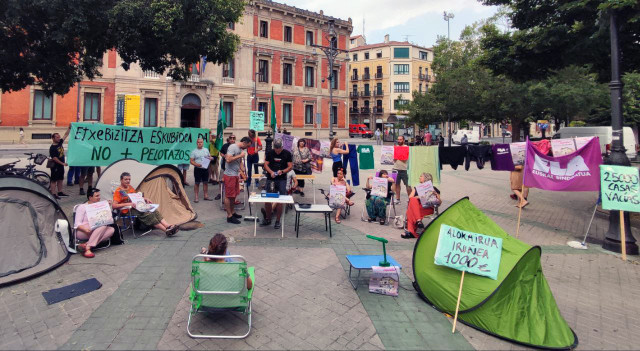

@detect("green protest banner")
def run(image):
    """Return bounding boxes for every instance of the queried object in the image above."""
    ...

[434,224,503,280]
[249,111,264,131]
[68,122,210,166]
[600,165,640,212]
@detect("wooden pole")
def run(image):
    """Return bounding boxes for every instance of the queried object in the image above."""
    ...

[452,271,465,333]
[516,170,525,238]
[620,210,627,261]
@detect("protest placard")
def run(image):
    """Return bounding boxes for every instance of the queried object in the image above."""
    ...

[510,142,526,166]
[415,180,439,208]
[249,111,265,131]
[320,140,331,158]
[575,136,594,150]
[370,177,388,198]
[85,201,114,230]
[329,185,346,209]
[381,146,394,165]
[127,192,159,213]
[551,139,576,156]
[68,122,210,166]
[369,266,400,296]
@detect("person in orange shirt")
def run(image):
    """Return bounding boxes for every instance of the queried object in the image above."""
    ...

[112,172,179,236]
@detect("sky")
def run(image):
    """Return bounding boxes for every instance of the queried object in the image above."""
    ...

[281,0,499,48]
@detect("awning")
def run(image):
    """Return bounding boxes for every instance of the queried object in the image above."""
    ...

[376,119,383,123]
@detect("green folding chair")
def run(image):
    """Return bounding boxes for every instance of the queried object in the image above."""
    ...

[188,254,255,339]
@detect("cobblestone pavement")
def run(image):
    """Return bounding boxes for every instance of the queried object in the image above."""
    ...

[1,144,639,350]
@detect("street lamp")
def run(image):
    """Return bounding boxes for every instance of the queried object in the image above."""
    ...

[443,11,454,146]
[311,19,348,139]
[164,76,172,127]
[602,11,638,255]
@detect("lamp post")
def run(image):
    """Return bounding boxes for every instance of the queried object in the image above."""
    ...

[164,76,172,127]
[443,11,454,147]
[602,11,638,255]
[311,19,348,139]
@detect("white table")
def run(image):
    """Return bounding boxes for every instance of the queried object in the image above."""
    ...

[294,204,333,238]
[248,195,295,238]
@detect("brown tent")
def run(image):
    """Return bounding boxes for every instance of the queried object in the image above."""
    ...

[96,160,196,226]
[0,176,71,287]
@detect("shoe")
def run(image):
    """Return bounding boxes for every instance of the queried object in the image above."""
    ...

[166,225,180,237]
[232,213,242,219]
[261,208,267,220]
[77,243,87,252]
[194,199,199,203]
[212,180,219,185]
[79,188,85,195]
[300,192,305,197]
[58,192,70,197]
[74,180,79,185]
[259,219,272,227]
[203,197,213,201]
[274,221,281,229]
[379,219,386,225]
[214,194,221,200]
[394,200,400,204]
[367,217,375,223]
[66,182,73,187]
[227,216,241,224]
[54,195,61,200]
[402,231,415,239]
[82,250,95,258]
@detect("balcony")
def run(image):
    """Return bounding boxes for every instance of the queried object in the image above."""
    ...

[361,90,371,97]
[222,77,235,84]
[143,70,159,79]
[360,107,371,114]
[188,75,200,82]
[375,72,383,79]
[419,73,431,81]
[374,89,384,96]
[349,107,360,114]
[351,75,359,81]
[373,107,384,114]
[362,73,371,80]
[349,91,359,98]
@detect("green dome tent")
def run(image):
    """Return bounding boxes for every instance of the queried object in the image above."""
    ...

[412,198,577,349]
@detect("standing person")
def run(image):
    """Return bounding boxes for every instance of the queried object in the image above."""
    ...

[374,128,381,145]
[246,130,262,187]
[77,167,96,195]
[67,167,80,187]
[49,126,71,199]
[190,138,214,203]
[393,135,411,204]
[329,138,350,177]
[219,134,235,173]
[224,136,250,224]
[74,188,115,258]
[461,133,468,145]
[208,131,220,186]
[424,130,432,146]
[511,165,529,208]
[177,163,190,186]
[19,128,26,144]
[292,139,311,197]
[260,139,293,229]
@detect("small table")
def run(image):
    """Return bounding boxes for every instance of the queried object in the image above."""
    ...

[345,255,402,290]
[294,204,333,238]
[295,175,316,203]
[248,195,295,238]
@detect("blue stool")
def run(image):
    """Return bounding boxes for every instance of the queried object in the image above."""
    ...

[345,235,402,289]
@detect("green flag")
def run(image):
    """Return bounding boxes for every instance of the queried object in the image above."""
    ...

[215,99,226,150]
[270,88,277,132]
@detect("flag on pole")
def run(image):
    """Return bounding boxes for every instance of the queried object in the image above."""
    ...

[215,99,226,150]
[270,88,277,133]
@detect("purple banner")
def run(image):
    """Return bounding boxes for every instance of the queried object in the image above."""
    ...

[523,137,602,191]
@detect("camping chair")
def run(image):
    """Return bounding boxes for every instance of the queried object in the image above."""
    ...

[72,204,114,251]
[188,254,255,339]
[403,204,440,235]
[359,170,398,224]
[115,206,151,239]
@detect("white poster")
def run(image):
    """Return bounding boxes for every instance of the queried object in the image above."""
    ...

[370,177,388,198]
[510,142,526,166]
[415,181,440,209]
[381,146,394,165]
[575,137,594,151]
[320,140,331,158]
[369,266,400,297]
[127,192,159,213]
[329,185,346,209]
[85,201,114,230]
[551,139,576,156]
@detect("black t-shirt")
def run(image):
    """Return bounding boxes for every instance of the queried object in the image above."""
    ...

[49,140,65,164]
[220,142,231,170]
[265,149,292,180]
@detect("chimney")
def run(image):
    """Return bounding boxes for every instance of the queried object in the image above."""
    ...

[384,34,390,43]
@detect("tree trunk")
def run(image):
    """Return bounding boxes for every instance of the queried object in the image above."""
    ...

[511,117,521,142]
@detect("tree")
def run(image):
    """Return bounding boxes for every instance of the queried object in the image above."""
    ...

[479,0,640,82]
[0,0,244,95]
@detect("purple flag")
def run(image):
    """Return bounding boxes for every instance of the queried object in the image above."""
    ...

[523,137,602,191]
[490,144,515,171]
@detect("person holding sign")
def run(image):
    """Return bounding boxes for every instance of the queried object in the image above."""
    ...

[112,172,179,236]
[190,138,214,203]
[403,173,441,239]
[365,171,395,225]
[74,188,115,258]
[330,168,355,223]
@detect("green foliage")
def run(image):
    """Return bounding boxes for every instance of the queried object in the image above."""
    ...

[569,121,587,127]
[0,0,245,95]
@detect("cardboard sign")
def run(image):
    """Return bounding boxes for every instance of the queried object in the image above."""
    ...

[600,165,640,212]
[329,185,346,209]
[370,177,388,198]
[381,146,394,165]
[85,201,114,230]
[249,111,264,131]
[575,137,594,150]
[415,181,439,209]
[320,140,331,158]
[127,192,159,213]
[510,142,526,166]
[551,139,576,157]
[434,224,503,280]
[369,266,400,296]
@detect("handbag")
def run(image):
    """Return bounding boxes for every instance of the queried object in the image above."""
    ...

[46,159,55,168]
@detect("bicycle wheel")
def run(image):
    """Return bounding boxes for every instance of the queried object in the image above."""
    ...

[32,171,51,189]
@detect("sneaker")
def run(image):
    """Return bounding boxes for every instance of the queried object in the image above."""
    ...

[259,219,272,227]
[379,219,386,225]
[54,194,61,200]
[58,192,70,197]
[166,225,180,237]
[214,194,221,200]
[274,221,281,229]
[367,217,375,223]
[232,213,242,219]
[227,216,241,224]
[394,199,400,205]
[79,188,85,196]
[300,192,305,197]
[261,208,267,220]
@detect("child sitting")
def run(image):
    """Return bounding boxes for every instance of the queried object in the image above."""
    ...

[201,233,253,290]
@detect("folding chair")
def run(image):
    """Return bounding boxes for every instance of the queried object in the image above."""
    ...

[115,207,151,239]
[318,188,353,219]
[360,189,397,224]
[188,254,255,339]
[403,204,440,235]
[72,204,114,251]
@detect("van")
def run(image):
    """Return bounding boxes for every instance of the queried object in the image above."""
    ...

[552,126,637,159]
[349,124,373,138]
[452,129,479,144]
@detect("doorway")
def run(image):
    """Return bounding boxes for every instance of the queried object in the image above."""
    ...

[180,93,201,128]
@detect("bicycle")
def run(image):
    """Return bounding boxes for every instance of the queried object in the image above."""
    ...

[0,160,20,175]
[11,153,51,188]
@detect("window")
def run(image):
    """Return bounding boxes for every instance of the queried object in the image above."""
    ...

[33,90,53,120]
[352,100,358,108]
[394,99,409,109]
[282,103,292,124]
[352,84,357,94]
[305,66,314,87]
[223,101,234,127]
[223,59,234,78]
[394,82,410,93]
[283,63,293,85]
[258,60,269,83]
[394,47,410,58]
[228,22,235,30]
[364,84,370,95]
[350,39,354,44]
[393,64,409,75]
[259,20,268,38]
[376,65,382,78]
[420,51,428,60]
[331,105,338,125]
[143,98,158,127]
[419,84,422,93]
[352,68,358,79]
[284,26,292,42]
[376,100,382,108]
[376,51,382,58]
[364,52,369,60]
[84,93,100,121]
[376,83,383,95]
[304,105,314,124]
[331,69,338,90]
[352,54,358,62]
[258,102,269,127]
[306,31,314,45]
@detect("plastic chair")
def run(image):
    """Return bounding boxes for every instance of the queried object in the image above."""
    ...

[188,254,255,339]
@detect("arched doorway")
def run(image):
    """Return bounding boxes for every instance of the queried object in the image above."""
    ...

[180,93,201,128]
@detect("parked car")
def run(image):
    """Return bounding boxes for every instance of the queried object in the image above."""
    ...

[552,126,637,159]
[452,129,479,144]
[349,124,373,138]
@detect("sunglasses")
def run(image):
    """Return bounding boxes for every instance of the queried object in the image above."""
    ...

[230,137,236,139]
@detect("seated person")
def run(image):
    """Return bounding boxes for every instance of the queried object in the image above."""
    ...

[74,188,115,258]
[330,168,355,224]
[286,169,299,194]
[403,172,441,239]
[365,170,395,225]
[200,233,252,290]
[112,172,179,236]
[260,138,293,230]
